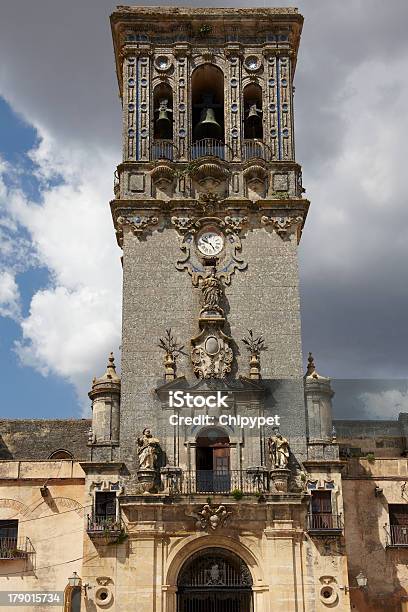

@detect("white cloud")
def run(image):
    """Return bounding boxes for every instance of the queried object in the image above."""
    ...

[0,270,20,320]
[0,130,122,413]
[359,388,408,420]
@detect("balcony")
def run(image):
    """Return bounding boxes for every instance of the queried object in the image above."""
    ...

[151,140,179,161]
[0,537,34,560]
[190,138,232,162]
[242,139,272,162]
[306,513,343,536]
[87,514,123,543]
[179,469,269,495]
[385,524,408,547]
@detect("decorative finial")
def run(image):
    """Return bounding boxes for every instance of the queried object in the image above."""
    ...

[242,330,267,380]
[158,329,185,381]
[242,329,267,356]
[306,352,316,376]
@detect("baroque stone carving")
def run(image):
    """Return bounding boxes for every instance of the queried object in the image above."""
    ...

[268,429,290,469]
[200,267,223,313]
[158,328,185,381]
[116,214,159,245]
[191,270,233,379]
[224,215,248,233]
[242,329,267,380]
[261,214,303,239]
[175,217,247,286]
[137,428,161,470]
[194,504,232,531]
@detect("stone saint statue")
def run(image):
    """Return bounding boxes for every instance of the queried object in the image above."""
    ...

[268,430,290,469]
[137,428,161,470]
[201,267,223,310]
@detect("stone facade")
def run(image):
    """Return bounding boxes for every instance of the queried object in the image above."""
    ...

[1,6,408,612]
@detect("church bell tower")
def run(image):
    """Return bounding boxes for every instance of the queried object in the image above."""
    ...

[81,8,349,611]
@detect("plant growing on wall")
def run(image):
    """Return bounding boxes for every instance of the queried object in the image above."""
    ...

[231,488,244,501]
[197,24,212,38]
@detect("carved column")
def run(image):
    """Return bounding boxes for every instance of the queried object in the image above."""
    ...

[278,54,293,161]
[123,53,137,161]
[264,50,279,160]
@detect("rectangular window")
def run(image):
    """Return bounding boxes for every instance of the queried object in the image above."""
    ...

[311,491,332,514]
[0,519,18,539]
[0,520,19,560]
[95,492,116,519]
[389,504,408,545]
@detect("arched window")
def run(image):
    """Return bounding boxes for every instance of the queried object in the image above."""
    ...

[243,83,263,140]
[48,450,73,460]
[192,64,224,142]
[153,83,173,140]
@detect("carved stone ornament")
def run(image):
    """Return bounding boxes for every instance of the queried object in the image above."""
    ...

[268,429,290,469]
[191,270,233,379]
[137,428,161,471]
[224,215,248,233]
[174,217,247,286]
[116,214,159,245]
[261,215,303,239]
[194,504,232,531]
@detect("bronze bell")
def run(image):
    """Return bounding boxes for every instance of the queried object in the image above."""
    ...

[155,98,172,137]
[194,107,222,140]
[246,103,262,124]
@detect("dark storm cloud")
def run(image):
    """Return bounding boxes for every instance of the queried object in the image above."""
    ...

[1,1,408,418]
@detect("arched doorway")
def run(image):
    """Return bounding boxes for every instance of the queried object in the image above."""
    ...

[196,428,230,493]
[177,547,253,612]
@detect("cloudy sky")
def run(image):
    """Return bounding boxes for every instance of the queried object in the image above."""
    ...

[0,0,408,420]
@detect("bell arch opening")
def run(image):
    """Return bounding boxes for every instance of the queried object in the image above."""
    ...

[177,547,253,612]
[243,83,263,140]
[191,64,224,143]
[153,83,174,140]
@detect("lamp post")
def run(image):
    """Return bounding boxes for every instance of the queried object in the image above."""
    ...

[355,572,368,589]
[68,572,81,588]
[341,571,368,594]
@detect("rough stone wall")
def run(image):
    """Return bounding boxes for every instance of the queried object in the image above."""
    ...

[0,419,91,460]
[342,457,408,611]
[119,224,306,465]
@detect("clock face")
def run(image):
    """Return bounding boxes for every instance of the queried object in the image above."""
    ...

[197,231,224,256]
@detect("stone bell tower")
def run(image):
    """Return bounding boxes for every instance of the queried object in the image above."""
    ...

[80,8,351,612]
[108,6,309,468]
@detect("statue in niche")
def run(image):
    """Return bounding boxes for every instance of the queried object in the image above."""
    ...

[268,429,290,469]
[201,267,223,310]
[137,428,161,470]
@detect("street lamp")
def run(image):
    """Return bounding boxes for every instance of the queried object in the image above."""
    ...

[341,571,368,594]
[356,572,368,589]
[68,572,81,588]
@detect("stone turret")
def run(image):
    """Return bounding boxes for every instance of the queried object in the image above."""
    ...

[88,353,121,454]
[304,352,334,442]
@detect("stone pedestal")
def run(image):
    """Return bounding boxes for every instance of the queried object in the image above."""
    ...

[270,468,291,493]
[137,468,156,484]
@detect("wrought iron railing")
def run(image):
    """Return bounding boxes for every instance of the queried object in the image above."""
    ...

[242,139,272,162]
[87,514,122,534]
[180,470,268,495]
[190,138,231,161]
[385,524,408,546]
[151,140,179,161]
[0,537,34,560]
[307,513,343,532]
